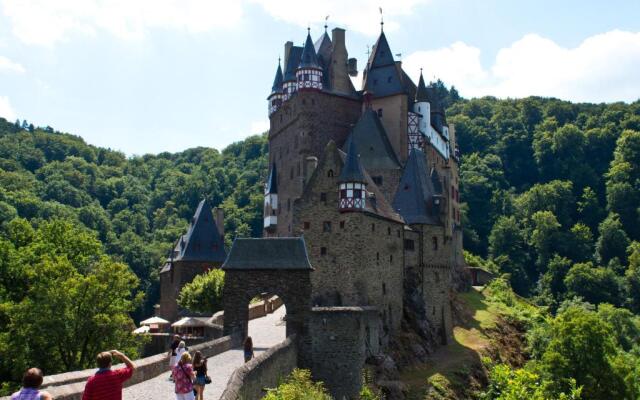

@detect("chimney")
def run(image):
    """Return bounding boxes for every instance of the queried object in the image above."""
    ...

[304,156,318,185]
[347,58,358,77]
[213,207,224,238]
[330,28,352,95]
[284,41,293,70]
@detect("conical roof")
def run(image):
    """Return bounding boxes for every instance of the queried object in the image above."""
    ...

[393,149,440,225]
[363,31,404,97]
[342,109,401,170]
[270,62,283,95]
[175,199,226,262]
[284,46,303,81]
[314,31,332,62]
[266,163,278,194]
[415,71,428,103]
[338,140,366,183]
[299,31,320,69]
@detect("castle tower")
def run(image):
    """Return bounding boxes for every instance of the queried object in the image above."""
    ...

[159,199,226,322]
[268,60,284,116]
[409,70,430,151]
[297,30,323,91]
[338,141,366,211]
[282,42,302,101]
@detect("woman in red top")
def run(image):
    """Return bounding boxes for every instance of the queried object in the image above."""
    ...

[172,352,195,400]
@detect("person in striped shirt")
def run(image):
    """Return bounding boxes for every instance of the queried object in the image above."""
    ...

[82,350,135,400]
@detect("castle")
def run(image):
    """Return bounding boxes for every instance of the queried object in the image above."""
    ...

[158,24,466,398]
[262,24,464,342]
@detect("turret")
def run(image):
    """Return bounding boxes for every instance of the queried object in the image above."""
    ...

[296,29,323,91]
[268,60,284,116]
[264,163,278,230]
[282,42,302,101]
[413,70,431,136]
[338,141,366,211]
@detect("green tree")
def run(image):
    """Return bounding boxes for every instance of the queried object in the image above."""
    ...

[564,262,622,306]
[177,269,225,314]
[595,213,630,265]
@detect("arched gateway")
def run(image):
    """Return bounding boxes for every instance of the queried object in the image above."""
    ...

[222,237,313,340]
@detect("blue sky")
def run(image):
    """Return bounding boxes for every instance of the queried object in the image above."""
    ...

[0,0,639,155]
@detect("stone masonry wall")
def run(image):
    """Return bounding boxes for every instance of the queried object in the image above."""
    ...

[309,307,379,400]
[293,143,404,338]
[219,335,298,400]
[266,90,361,237]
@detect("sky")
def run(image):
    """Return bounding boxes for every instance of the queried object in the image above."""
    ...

[0,0,639,155]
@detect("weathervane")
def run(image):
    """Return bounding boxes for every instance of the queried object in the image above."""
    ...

[379,7,384,31]
[325,15,329,32]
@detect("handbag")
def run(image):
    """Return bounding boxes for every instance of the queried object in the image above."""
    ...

[204,376,212,385]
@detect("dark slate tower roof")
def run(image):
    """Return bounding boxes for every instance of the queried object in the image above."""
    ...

[338,140,366,183]
[270,61,283,95]
[222,237,313,270]
[342,109,401,170]
[393,149,440,225]
[284,46,303,81]
[314,31,332,61]
[175,199,226,262]
[415,71,428,103]
[363,32,404,97]
[266,163,278,194]
[299,31,320,69]
[426,85,447,134]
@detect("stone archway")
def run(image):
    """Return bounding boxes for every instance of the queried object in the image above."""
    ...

[221,238,313,341]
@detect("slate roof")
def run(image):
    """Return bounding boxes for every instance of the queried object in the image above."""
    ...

[314,31,332,62]
[222,237,313,270]
[426,85,447,134]
[392,149,441,225]
[338,140,366,183]
[173,199,226,263]
[416,72,428,103]
[342,109,401,170]
[299,32,321,69]
[270,62,283,95]
[266,162,278,194]
[363,32,405,98]
[284,46,303,82]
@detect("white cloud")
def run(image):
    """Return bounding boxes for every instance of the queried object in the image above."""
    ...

[403,30,640,103]
[0,0,244,45]
[0,96,16,120]
[250,119,270,135]
[251,0,430,36]
[0,55,25,73]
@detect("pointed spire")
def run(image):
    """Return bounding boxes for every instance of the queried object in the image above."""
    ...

[299,30,320,69]
[177,198,226,262]
[416,69,428,102]
[266,162,278,194]
[270,59,283,95]
[339,140,366,183]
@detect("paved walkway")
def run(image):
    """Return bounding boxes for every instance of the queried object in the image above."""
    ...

[123,307,287,400]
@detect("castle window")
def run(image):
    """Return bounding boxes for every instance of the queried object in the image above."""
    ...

[372,176,383,185]
[340,221,345,229]
[371,223,375,232]
[323,221,332,232]
[320,247,327,256]
[376,252,380,261]
[404,239,415,251]
[287,199,291,211]
[327,169,334,178]
[303,221,310,230]
[290,168,294,179]
[377,108,383,118]
[397,229,401,238]
[320,192,327,202]
[432,236,438,250]
[389,254,393,262]
[387,227,391,236]
[451,185,455,199]
[382,283,386,295]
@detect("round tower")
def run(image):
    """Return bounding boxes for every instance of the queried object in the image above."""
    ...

[296,29,323,91]
[413,69,431,135]
[338,141,366,211]
[268,59,284,116]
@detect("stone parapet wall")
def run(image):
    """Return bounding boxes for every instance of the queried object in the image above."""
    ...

[0,334,241,400]
[220,335,298,400]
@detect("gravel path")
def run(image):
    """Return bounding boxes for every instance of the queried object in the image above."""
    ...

[123,307,287,400]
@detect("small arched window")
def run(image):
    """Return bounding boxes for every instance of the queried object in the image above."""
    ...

[327,169,334,178]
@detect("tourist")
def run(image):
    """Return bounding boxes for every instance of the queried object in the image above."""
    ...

[192,351,208,400]
[172,352,195,400]
[175,341,187,364]
[243,336,254,363]
[168,335,181,380]
[10,368,53,400]
[82,350,135,400]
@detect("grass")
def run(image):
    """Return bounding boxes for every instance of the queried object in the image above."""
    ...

[401,288,498,399]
